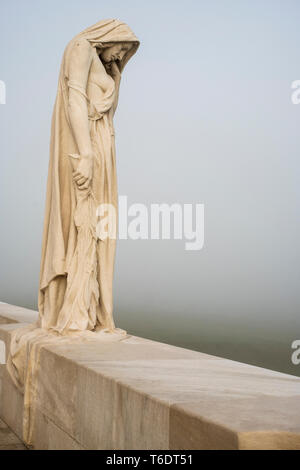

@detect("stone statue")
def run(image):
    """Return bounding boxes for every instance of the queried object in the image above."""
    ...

[38,19,139,335]
[6,21,140,444]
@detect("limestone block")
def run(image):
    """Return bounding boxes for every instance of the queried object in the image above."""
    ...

[32,408,85,450]
[0,304,300,450]
[0,418,26,450]
[0,303,38,324]
[0,368,24,441]
[169,395,300,450]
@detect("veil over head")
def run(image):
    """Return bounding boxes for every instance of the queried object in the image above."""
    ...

[70,18,140,72]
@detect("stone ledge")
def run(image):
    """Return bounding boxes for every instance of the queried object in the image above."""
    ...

[0,303,300,450]
[0,302,38,325]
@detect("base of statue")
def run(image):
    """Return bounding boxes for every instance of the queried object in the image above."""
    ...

[0,302,300,450]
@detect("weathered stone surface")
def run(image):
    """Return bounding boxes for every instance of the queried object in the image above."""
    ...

[0,304,300,450]
[37,20,139,335]
[0,302,38,324]
[169,395,300,450]
[0,418,26,450]
[1,367,24,441]
[32,408,85,450]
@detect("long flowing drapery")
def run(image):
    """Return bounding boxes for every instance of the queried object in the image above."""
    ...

[39,19,139,333]
[6,19,139,446]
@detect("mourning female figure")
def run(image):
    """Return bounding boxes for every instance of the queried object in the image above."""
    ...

[38,19,139,335]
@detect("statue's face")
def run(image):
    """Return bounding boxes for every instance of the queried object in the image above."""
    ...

[100,43,132,63]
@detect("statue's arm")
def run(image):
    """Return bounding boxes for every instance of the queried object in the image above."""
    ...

[67,39,94,188]
[67,39,93,157]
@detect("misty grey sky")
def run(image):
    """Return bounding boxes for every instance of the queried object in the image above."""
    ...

[0,0,299,375]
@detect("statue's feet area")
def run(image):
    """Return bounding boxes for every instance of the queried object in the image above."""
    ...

[0,303,300,450]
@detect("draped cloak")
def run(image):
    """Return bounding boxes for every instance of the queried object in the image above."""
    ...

[38,19,139,333]
[5,20,139,446]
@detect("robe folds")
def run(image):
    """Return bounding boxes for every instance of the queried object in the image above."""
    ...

[5,20,139,445]
[38,19,139,334]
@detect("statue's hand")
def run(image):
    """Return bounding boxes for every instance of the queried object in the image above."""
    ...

[105,61,121,83]
[73,155,94,190]
[110,61,121,80]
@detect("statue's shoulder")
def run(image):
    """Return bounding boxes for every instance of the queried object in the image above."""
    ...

[65,37,91,56]
[73,37,91,48]
[63,37,93,80]
[67,37,92,51]
[65,37,93,65]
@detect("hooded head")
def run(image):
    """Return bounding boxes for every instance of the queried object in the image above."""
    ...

[74,18,140,72]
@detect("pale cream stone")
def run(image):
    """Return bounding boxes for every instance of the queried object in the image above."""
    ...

[37,19,139,334]
[1,368,24,441]
[0,302,38,325]
[1,306,300,450]
[4,19,140,444]
[32,408,85,450]
[0,418,26,450]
